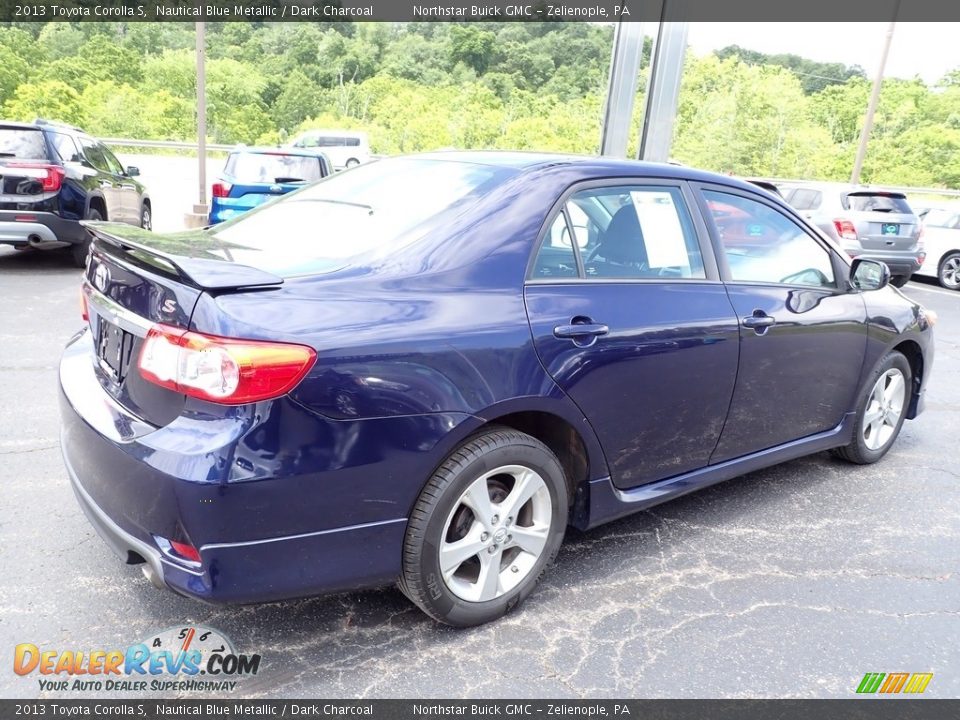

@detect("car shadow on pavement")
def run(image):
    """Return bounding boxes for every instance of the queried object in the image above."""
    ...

[0,246,81,273]
[114,450,842,694]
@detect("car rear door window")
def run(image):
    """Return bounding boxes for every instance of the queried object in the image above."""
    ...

[788,188,822,211]
[50,132,81,162]
[533,185,705,281]
[79,138,108,172]
[704,190,836,288]
[531,213,580,279]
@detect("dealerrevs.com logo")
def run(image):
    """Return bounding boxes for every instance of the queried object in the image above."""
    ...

[13,626,261,693]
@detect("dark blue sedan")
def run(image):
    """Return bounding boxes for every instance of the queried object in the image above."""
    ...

[60,153,934,626]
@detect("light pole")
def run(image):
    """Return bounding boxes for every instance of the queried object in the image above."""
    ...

[185,20,208,228]
[850,15,899,185]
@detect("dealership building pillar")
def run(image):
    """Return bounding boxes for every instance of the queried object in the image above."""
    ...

[599,5,689,163]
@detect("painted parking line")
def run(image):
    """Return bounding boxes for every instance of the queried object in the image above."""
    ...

[904,282,960,300]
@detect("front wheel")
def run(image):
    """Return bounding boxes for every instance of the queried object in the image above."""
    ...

[140,203,152,231]
[833,351,911,465]
[344,158,360,168]
[399,427,568,626]
[938,252,960,290]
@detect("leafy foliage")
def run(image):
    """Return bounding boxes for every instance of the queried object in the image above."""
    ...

[1,21,959,187]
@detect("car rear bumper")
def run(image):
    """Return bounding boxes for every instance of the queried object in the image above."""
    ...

[854,252,922,278]
[0,210,86,248]
[58,329,468,604]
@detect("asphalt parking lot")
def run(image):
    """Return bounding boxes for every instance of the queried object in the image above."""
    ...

[1,244,957,699]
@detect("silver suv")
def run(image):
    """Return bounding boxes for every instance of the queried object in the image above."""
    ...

[780,182,924,287]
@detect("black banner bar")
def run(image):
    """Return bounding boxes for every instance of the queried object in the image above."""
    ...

[0,0,957,22]
[1,700,958,720]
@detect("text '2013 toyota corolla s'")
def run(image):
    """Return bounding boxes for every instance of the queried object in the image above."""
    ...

[60,153,935,626]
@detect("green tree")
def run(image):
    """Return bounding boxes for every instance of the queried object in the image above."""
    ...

[3,80,88,126]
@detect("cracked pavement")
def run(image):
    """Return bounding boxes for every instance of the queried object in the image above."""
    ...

[1,245,957,699]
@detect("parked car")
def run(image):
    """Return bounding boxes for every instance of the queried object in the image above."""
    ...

[61,153,934,626]
[209,147,332,225]
[780,182,924,288]
[915,206,960,290]
[0,119,150,267]
[288,129,370,169]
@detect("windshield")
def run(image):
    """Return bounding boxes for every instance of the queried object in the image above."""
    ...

[209,158,515,276]
[0,128,47,159]
[225,152,324,183]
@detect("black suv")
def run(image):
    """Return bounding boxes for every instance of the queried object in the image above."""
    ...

[0,119,151,267]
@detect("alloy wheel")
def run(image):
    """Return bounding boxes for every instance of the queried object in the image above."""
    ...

[862,368,906,451]
[439,464,552,603]
[940,255,960,290]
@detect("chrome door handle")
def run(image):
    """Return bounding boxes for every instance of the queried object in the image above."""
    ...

[553,322,609,339]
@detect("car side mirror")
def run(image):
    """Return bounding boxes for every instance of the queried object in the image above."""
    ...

[850,258,890,291]
[125,166,140,177]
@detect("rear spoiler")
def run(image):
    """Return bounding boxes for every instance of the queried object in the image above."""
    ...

[82,222,283,290]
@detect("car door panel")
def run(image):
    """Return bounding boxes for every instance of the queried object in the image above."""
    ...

[525,180,739,490]
[695,184,869,463]
[526,283,740,488]
[710,284,867,462]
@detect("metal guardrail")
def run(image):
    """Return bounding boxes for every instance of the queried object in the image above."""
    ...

[758,176,960,200]
[101,138,236,151]
[97,140,960,200]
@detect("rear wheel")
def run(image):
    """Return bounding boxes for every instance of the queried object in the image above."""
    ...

[938,252,960,290]
[399,427,568,626]
[833,351,911,465]
[70,208,102,268]
[345,158,360,168]
[889,275,909,288]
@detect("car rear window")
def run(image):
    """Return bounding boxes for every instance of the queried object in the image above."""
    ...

[0,128,48,159]
[225,152,324,183]
[843,192,912,213]
[210,158,515,277]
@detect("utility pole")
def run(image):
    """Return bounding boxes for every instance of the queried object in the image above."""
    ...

[850,14,899,185]
[185,21,208,228]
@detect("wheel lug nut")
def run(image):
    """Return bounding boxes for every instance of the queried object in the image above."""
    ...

[491,515,499,525]
[480,532,489,542]
[506,516,513,525]
[511,565,519,573]
[488,545,497,554]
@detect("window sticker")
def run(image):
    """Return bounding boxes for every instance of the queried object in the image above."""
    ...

[629,190,690,268]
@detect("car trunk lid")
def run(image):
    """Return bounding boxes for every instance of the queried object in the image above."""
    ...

[82,222,283,426]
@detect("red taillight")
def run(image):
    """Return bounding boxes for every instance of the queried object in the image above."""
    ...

[169,540,202,564]
[211,181,232,198]
[137,324,316,404]
[833,218,858,242]
[8,163,65,192]
[80,286,89,322]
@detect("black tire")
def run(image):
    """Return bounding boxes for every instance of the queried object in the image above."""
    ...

[399,426,568,627]
[140,203,152,231]
[937,251,960,291]
[70,208,102,268]
[833,351,911,465]
[890,275,909,288]
[345,158,360,168]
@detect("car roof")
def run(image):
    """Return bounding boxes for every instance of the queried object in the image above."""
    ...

[0,120,44,130]
[394,151,769,193]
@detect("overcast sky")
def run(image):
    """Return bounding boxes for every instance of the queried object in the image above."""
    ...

[686,23,960,85]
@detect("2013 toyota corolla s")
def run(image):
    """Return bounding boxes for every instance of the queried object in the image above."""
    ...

[59,153,935,626]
